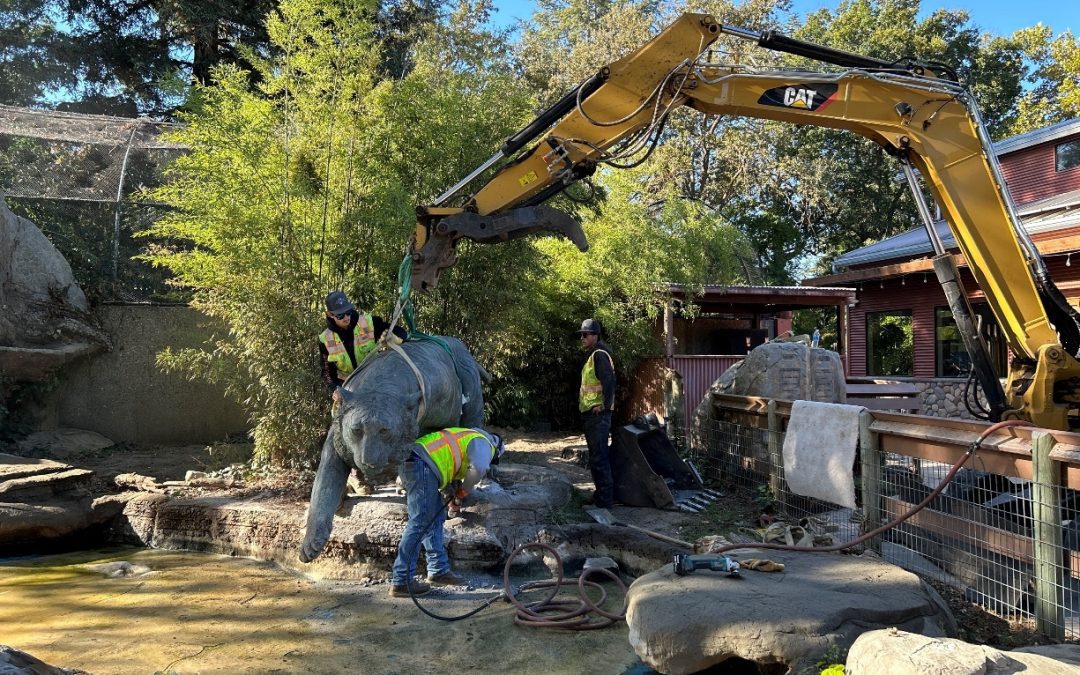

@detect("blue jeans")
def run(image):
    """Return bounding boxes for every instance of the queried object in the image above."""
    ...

[391,456,450,586]
[583,410,615,508]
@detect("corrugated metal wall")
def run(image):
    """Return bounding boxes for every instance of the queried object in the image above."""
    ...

[674,356,744,422]
[629,355,745,423]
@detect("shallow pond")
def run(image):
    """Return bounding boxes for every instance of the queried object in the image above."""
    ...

[0,548,638,674]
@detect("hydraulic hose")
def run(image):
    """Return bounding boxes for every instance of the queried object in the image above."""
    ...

[707,419,1033,559]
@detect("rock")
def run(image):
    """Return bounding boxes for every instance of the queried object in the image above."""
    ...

[15,429,114,458]
[0,645,87,674]
[625,548,957,675]
[1011,644,1080,667]
[114,472,163,492]
[0,454,105,549]
[101,463,580,580]
[80,561,152,578]
[846,629,1080,674]
[0,194,108,382]
[560,445,588,466]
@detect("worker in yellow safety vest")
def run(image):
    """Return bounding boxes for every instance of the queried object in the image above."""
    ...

[576,318,617,509]
[317,290,404,404]
[388,427,506,598]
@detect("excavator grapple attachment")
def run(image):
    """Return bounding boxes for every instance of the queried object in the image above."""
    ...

[410,205,588,292]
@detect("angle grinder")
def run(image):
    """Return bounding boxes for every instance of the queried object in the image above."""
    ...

[672,553,741,577]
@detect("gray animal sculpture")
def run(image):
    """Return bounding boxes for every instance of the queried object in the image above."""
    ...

[299,336,485,563]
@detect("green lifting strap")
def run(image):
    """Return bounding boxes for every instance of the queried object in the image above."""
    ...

[395,254,453,359]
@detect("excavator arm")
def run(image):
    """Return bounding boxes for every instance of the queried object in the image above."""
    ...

[411,13,1080,430]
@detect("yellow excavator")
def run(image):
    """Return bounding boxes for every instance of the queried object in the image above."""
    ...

[408,13,1080,432]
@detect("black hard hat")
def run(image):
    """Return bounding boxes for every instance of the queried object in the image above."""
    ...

[325,291,354,315]
[575,318,601,335]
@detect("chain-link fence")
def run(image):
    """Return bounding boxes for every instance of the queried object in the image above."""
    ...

[0,105,186,301]
[690,396,1080,641]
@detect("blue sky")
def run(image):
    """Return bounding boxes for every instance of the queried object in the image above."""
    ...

[489,1,1080,36]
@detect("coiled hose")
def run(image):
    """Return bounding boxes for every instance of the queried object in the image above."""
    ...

[407,505,627,629]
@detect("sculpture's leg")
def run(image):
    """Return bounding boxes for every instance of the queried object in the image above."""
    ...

[299,434,350,563]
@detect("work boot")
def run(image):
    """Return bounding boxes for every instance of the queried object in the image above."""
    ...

[388,580,430,597]
[427,571,467,586]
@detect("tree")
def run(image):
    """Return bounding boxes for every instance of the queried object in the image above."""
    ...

[0,0,457,117]
[142,0,535,463]
[0,0,75,106]
[1008,25,1080,134]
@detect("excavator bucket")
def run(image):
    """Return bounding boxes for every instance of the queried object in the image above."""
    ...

[611,420,707,509]
[410,205,588,292]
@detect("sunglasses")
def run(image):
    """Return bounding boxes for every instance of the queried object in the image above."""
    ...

[329,311,349,320]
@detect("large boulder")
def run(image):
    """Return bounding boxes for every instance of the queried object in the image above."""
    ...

[0,193,107,381]
[690,341,844,453]
[625,548,957,674]
[846,629,1080,674]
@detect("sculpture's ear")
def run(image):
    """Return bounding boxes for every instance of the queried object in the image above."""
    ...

[332,387,357,422]
[339,387,356,406]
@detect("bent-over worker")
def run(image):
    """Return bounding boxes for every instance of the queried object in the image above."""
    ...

[389,427,506,598]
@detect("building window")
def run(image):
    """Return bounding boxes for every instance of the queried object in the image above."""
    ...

[936,308,969,377]
[866,310,912,376]
[935,305,1007,378]
[1057,139,1080,172]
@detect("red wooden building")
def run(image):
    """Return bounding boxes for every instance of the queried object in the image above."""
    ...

[805,119,1080,384]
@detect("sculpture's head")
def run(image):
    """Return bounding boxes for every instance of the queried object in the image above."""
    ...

[333,388,420,482]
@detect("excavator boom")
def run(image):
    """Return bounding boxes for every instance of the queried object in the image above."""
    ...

[411,13,1080,430]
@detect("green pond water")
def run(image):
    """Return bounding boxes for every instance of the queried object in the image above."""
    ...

[0,547,638,674]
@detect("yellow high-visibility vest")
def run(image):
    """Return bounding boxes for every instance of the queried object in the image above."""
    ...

[580,349,613,412]
[319,312,375,377]
[415,427,486,489]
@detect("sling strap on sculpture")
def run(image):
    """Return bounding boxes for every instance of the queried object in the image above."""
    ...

[389,340,428,424]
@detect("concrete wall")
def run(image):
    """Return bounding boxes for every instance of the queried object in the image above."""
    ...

[44,304,248,444]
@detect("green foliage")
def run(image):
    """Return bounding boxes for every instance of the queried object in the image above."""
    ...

[816,644,848,674]
[792,308,838,351]
[141,0,545,463]
[867,311,914,376]
[1008,25,1080,134]
[142,0,386,464]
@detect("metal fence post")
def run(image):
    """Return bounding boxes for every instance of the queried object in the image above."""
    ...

[1031,430,1065,640]
[858,409,881,554]
[767,399,781,501]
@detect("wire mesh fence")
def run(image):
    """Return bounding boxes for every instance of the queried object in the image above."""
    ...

[690,399,1080,641]
[0,104,186,301]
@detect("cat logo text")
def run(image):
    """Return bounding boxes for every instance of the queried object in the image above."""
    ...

[757,83,839,112]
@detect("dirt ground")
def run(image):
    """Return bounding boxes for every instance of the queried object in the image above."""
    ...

[5,428,1059,658]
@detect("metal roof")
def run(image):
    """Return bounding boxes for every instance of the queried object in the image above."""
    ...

[994,118,1080,155]
[664,283,856,309]
[832,190,1080,271]
[666,283,855,295]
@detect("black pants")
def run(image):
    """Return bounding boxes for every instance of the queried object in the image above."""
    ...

[582,410,615,508]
